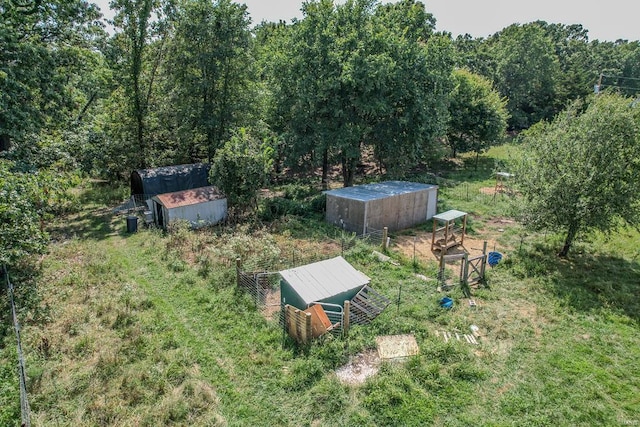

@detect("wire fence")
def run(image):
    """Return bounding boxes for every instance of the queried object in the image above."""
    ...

[237,227,388,309]
[113,194,153,215]
[441,183,514,204]
[341,227,385,252]
[3,265,31,427]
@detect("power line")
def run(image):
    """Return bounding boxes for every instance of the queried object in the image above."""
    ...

[601,84,640,91]
[601,74,640,82]
[595,72,640,94]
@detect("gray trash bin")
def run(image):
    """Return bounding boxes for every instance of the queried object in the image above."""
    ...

[126,215,138,233]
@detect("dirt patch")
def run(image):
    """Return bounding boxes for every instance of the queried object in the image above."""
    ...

[395,230,499,264]
[479,187,498,195]
[335,350,381,385]
[393,216,517,282]
[261,289,282,321]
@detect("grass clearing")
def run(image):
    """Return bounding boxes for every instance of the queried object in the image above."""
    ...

[1,145,639,426]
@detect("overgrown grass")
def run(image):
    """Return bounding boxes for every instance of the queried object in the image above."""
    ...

[1,145,638,426]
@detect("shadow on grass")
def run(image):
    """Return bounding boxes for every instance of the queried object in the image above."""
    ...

[47,181,136,241]
[49,208,136,241]
[553,253,640,321]
[78,181,129,207]
[508,247,640,322]
[432,155,499,184]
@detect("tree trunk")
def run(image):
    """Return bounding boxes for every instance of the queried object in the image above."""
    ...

[341,153,355,187]
[0,134,11,152]
[321,148,329,191]
[558,223,578,257]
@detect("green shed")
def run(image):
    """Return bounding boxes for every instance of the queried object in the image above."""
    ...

[280,256,370,310]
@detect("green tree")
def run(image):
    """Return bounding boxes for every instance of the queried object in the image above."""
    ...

[492,23,560,130]
[447,69,508,160]
[253,20,291,177]
[370,2,454,176]
[594,40,640,97]
[209,128,274,218]
[274,0,453,187]
[110,0,164,168]
[453,34,496,79]
[0,0,106,152]
[535,22,594,111]
[166,0,253,163]
[512,93,640,257]
[0,160,78,266]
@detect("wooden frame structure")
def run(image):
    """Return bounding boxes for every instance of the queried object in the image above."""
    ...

[431,209,468,252]
[494,172,514,198]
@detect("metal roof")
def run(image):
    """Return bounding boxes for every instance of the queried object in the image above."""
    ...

[153,186,225,209]
[280,256,370,305]
[130,163,211,197]
[433,209,467,222]
[324,181,437,202]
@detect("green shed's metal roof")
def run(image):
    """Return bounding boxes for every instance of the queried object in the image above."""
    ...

[280,256,370,306]
[324,181,437,202]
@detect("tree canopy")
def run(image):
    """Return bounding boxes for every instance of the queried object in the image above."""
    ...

[209,128,274,218]
[3,0,640,256]
[271,0,453,187]
[447,69,509,159]
[512,93,640,257]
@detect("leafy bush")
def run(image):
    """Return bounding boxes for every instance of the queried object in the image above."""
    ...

[259,198,308,221]
[281,183,318,200]
[259,193,325,222]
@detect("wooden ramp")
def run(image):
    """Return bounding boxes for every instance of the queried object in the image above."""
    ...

[349,285,390,325]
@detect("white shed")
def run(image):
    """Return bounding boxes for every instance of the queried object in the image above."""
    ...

[151,186,227,229]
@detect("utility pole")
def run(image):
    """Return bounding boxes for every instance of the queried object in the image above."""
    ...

[594,73,603,94]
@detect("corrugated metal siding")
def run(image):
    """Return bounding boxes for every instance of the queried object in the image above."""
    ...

[325,181,439,233]
[165,199,227,227]
[279,256,370,306]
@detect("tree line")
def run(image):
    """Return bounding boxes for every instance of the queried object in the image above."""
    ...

[2,0,640,262]
[4,0,640,179]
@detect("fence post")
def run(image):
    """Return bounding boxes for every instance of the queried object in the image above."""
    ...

[462,253,471,297]
[282,300,287,349]
[343,300,350,337]
[236,258,242,287]
[305,312,312,344]
[382,227,388,251]
[481,241,488,283]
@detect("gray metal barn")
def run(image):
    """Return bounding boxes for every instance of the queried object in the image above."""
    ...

[324,181,438,234]
[151,186,227,229]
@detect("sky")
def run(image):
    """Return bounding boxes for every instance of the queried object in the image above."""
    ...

[95,0,640,42]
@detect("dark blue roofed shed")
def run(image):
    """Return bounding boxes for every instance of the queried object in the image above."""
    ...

[130,163,211,198]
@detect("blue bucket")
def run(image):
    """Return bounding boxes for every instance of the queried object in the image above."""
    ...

[488,251,502,267]
[440,297,453,309]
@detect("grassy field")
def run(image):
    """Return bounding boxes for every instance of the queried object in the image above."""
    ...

[1,146,639,426]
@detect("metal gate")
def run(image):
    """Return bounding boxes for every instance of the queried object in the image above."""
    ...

[237,270,280,307]
[463,254,487,286]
